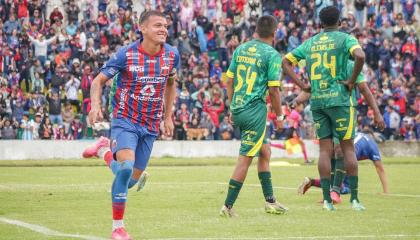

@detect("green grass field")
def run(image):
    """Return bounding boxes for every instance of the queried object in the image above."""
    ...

[1,157,420,240]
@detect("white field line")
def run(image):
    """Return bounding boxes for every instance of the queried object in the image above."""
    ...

[1,217,419,240]
[0,217,107,240]
[152,234,420,240]
[1,182,420,198]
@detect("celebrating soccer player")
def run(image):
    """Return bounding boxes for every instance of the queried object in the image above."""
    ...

[283,6,367,211]
[220,15,287,217]
[88,11,180,239]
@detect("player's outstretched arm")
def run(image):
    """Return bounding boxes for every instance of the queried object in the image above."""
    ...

[281,58,310,93]
[373,160,388,194]
[358,82,385,131]
[88,73,109,125]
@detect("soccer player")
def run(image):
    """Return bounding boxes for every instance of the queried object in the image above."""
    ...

[282,6,366,211]
[88,10,180,239]
[298,132,388,196]
[220,15,287,217]
[294,59,386,204]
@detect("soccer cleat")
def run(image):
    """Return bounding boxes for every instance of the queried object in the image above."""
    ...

[111,227,132,240]
[323,200,336,211]
[136,171,149,192]
[304,159,314,164]
[82,136,110,158]
[265,201,288,214]
[298,177,312,195]
[219,205,238,217]
[351,199,366,211]
[330,191,342,204]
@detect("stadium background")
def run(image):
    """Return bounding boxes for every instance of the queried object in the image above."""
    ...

[0,1,420,239]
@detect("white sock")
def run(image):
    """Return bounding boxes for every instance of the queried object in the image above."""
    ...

[98,147,111,159]
[112,220,124,231]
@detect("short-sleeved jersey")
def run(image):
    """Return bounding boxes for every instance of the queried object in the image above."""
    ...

[354,133,381,161]
[101,40,180,133]
[285,30,361,110]
[226,39,282,113]
[347,60,366,107]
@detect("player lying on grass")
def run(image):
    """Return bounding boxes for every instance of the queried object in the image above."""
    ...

[298,132,388,202]
[83,136,149,192]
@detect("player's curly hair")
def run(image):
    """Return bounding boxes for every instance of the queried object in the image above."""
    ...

[319,6,340,27]
[256,15,277,38]
[139,10,166,24]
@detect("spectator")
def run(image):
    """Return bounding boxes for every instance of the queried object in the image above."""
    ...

[0,117,17,139]
[47,91,63,125]
[38,115,53,139]
[65,74,81,112]
[219,115,234,140]
[20,114,34,140]
[27,33,57,65]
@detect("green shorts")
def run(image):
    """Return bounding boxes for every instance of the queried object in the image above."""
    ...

[232,101,267,157]
[312,106,357,141]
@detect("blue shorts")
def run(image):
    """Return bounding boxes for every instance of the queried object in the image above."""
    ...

[110,118,157,171]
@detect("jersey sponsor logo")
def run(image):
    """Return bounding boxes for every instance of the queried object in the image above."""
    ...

[146,59,157,63]
[135,76,165,83]
[129,65,144,72]
[129,84,161,102]
[140,85,156,97]
[248,46,257,53]
[242,130,257,146]
[119,88,129,110]
[320,35,329,41]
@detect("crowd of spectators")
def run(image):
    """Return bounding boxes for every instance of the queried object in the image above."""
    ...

[0,0,418,142]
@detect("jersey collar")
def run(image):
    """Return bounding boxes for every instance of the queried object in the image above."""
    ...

[138,38,165,57]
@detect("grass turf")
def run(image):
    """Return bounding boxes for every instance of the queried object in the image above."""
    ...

[0,157,419,239]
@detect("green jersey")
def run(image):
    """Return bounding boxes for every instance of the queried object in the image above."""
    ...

[227,39,282,113]
[347,60,366,106]
[108,74,118,114]
[285,30,361,110]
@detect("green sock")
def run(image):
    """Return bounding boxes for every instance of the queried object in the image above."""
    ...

[332,157,345,193]
[320,178,332,203]
[348,176,359,202]
[330,158,336,188]
[258,172,275,203]
[224,179,243,208]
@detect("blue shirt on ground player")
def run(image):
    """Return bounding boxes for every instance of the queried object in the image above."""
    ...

[100,39,180,134]
[354,133,381,161]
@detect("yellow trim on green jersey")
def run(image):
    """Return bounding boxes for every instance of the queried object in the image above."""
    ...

[285,53,298,65]
[226,70,234,78]
[247,127,266,156]
[349,45,361,55]
[343,98,355,140]
[268,80,281,87]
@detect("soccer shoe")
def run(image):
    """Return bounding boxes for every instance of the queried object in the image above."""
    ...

[351,199,366,211]
[323,200,336,211]
[330,191,342,204]
[219,205,238,217]
[82,136,110,158]
[136,171,149,192]
[298,177,312,195]
[304,159,314,164]
[265,201,288,215]
[111,227,132,240]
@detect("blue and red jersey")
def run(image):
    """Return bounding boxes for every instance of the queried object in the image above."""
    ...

[101,40,180,133]
[354,133,381,161]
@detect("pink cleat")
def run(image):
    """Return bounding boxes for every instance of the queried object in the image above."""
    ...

[82,136,110,158]
[111,227,132,240]
[330,191,342,204]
